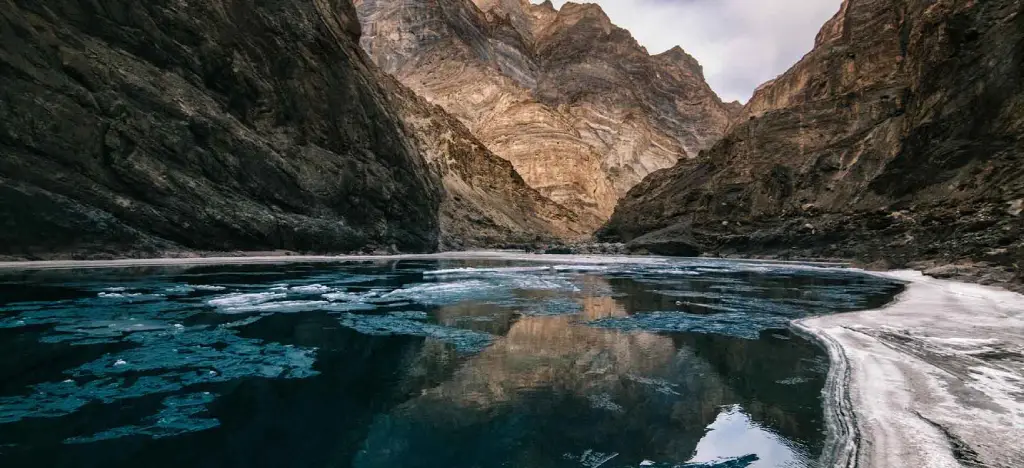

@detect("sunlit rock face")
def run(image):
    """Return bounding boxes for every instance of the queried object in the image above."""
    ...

[355,0,737,228]
[377,75,589,249]
[603,0,1024,274]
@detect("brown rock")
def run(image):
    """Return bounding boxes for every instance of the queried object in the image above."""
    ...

[377,74,589,249]
[356,0,736,229]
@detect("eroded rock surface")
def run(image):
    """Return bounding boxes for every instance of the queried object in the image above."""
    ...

[602,0,1024,284]
[0,0,443,258]
[356,0,737,228]
[378,75,589,249]
[0,0,581,259]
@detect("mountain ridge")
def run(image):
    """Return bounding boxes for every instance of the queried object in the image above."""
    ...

[356,0,738,229]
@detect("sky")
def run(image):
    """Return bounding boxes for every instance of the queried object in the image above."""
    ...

[534,0,843,103]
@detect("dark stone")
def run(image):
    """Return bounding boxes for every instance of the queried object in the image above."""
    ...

[0,0,443,259]
[626,224,701,257]
[601,0,1024,289]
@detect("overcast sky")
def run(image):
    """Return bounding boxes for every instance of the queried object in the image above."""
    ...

[534,0,843,103]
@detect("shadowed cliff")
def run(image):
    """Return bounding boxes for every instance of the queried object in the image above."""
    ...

[0,0,582,259]
[602,0,1024,286]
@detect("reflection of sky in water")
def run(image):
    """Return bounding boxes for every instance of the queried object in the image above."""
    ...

[0,259,903,467]
[689,405,809,467]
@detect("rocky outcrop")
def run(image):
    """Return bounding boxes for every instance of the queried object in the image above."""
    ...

[0,0,443,258]
[378,75,588,249]
[356,0,736,228]
[602,0,1024,283]
[0,0,583,259]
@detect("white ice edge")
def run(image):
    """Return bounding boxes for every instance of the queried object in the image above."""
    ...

[792,270,1024,468]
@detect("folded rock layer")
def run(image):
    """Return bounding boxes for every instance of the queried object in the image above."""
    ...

[356,0,738,229]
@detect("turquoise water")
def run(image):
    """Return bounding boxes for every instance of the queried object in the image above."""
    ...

[0,258,903,467]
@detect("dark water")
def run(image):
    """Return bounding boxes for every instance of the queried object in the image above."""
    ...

[0,258,903,468]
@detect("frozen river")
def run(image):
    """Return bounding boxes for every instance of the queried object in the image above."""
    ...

[0,256,904,467]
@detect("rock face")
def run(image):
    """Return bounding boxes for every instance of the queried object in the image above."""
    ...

[0,0,441,258]
[0,0,581,259]
[602,0,1024,277]
[356,0,737,228]
[378,75,588,249]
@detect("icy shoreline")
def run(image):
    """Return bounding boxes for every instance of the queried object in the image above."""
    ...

[795,271,1024,468]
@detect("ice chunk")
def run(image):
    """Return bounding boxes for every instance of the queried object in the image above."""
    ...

[290,284,333,294]
[590,311,783,340]
[165,284,227,294]
[65,392,220,443]
[217,300,374,314]
[97,292,143,298]
[387,311,429,320]
[379,280,498,306]
[337,313,492,353]
[207,292,286,308]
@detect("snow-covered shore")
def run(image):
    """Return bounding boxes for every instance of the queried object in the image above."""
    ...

[795,271,1024,468]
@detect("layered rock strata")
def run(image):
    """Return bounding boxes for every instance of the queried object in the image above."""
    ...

[356,0,738,228]
[602,0,1024,284]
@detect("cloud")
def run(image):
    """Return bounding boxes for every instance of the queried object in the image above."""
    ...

[534,0,843,103]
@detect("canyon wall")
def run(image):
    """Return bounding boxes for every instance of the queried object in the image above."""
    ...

[602,0,1024,281]
[0,0,580,259]
[356,0,738,228]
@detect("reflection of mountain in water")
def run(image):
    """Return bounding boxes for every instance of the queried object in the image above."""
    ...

[355,275,827,467]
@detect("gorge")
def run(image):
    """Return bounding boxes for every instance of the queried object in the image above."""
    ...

[1,0,1023,467]
[356,0,739,228]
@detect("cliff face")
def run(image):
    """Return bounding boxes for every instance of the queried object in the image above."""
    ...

[356,0,736,228]
[602,0,1024,279]
[379,75,588,249]
[0,0,579,259]
[0,0,441,258]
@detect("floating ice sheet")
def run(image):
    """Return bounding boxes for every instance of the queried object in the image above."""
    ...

[207,292,287,308]
[65,392,220,443]
[0,325,318,426]
[337,313,493,353]
[590,311,788,340]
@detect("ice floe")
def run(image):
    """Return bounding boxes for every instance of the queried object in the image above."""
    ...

[207,292,287,308]
[337,313,492,353]
[65,392,219,443]
[591,311,786,340]
[0,325,318,425]
[289,284,333,294]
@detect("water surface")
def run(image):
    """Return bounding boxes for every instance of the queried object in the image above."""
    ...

[0,258,903,467]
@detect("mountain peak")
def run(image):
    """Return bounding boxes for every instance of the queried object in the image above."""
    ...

[656,46,704,79]
[558,2,611,21]
[357,0,733,227]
